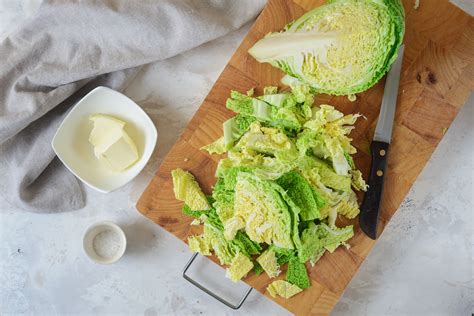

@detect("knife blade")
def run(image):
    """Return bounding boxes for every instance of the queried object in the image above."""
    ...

[359,45,405,240]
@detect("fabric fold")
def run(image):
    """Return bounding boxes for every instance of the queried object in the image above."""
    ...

[0,0,266,212]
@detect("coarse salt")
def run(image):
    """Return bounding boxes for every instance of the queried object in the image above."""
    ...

[92,229,121,259]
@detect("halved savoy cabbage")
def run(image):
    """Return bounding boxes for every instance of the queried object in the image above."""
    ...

[248,0,405,95]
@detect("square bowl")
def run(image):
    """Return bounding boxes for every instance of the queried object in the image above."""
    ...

[52,86,157,193]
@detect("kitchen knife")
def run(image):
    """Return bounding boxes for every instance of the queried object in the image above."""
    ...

[359,45,405,240]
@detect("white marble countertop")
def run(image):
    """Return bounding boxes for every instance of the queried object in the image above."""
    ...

[1,2,472,315]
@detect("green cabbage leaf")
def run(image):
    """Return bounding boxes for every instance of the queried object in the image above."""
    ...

[286,255,311,289]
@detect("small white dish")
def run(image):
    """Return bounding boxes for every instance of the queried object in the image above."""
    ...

[83,221,127,264]
[52,86,157,193]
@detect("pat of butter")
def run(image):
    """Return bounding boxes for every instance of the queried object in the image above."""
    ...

[88,114,139,171]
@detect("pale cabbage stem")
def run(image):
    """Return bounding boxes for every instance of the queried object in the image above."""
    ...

[249,30,339,61]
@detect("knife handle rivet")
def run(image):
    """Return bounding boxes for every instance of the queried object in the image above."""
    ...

[376,170,384,177]
[379,149,386,156]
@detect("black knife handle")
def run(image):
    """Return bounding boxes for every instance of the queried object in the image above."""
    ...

[359,141,390,240]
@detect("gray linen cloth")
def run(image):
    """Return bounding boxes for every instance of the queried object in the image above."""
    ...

[0,0,265,213]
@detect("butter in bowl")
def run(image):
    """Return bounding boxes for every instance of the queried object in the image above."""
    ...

[88,114,139,172]
[52,86,157,193]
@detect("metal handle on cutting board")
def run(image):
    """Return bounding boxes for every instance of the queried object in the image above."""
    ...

[182,253,253,310]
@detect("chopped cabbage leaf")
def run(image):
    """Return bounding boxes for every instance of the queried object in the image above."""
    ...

[253,261,265,275]
[298,222,329,263]
[263,86,279,95]
[269,245,296,265]
[298,222,354,263]
[345,152,355,169]
[212,179,235,224]
[229,173,295,249]
[202,115,256,154]
[190,218,201,226]
[188,198,261,260]
[276,171,322,221]
[226,90,272,121]
[325,137,352,176]
[322,224,355,253]
[216,150,293,180]
[297,156,342,196]
[286,256,310,289]
[256,249,281,278]
[227,90,301,131]
[235,122,299,162]
[267,280,303,299]
[233,231,262,256]
[351,170,368,191]
[182,203,207,219]
[226,252,254,282]
[296,158,360,224]
[223,217,244,240]
[275,185,302,251]
[333,190,360,220]
[309,248,326,266]
[202,223,236,265]
[172,168,210,211]
[309,157,352,192]
[194,208,235,264]
[203,206,224,231]
[223,115,256,150]
[296,129,329,158]
[301,105,361,176]
[222,166,256,190]
[201,136,226,155]
[258,93,290,108]
[188,235,211,256]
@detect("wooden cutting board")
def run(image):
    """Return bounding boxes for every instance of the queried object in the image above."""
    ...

[137,0,473,314]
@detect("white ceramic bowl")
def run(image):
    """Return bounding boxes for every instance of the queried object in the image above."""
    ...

[52,86,157,193]
[83,221,127,264]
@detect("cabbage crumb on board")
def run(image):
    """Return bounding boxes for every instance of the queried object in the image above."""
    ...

[267,280,303,299]
[248,0,405,96]
[171,83,367,298]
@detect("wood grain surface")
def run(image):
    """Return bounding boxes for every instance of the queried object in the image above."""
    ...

[137,1,474,314]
